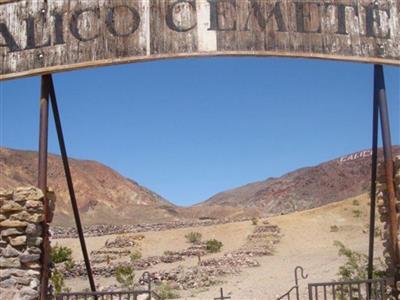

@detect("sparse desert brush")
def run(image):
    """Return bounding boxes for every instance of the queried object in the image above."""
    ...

[115,265,135,290]
[374,227,382,238]
[330,225,339,232]
[333,241,389,299]
[155,283,179,299]
[352,209,362,218]
[251,217,258,225]
[334,240,386,280]
[130,250,142,262]
[64,259,75,271]
[206,239,223,253]
[352,199,360,206]
[51,244,73,264]
[185,231,202,244]
[51,268,70,294]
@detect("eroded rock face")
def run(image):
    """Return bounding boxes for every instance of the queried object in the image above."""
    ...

[0,187,53,300]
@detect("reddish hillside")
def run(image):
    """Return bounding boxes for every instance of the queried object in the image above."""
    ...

[200,147,400,215]
[0,148,178,226]
[2,147,398,225]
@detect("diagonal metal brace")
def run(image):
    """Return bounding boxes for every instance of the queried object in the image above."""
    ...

[45,74,97,294]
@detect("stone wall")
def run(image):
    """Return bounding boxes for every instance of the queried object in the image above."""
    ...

[0,187,53,300]
[395,156,400,294]
[377,155,400,294]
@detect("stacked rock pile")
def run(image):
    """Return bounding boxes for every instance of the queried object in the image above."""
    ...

[0,187,53,300]
[65,221,281,293]
[105,236,138,248]
[164,244,208,258]
[52,217,252,239]
[64,252,187,278]
[150,252,260,290]
[396,156,400,294]
[199,253,260,268]
[234,223,282,256]
[89,235,144,264]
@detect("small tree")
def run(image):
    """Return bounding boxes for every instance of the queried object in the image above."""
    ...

[251,217,258,226]
[185,232,202,244]
[206,239,223,253]
[115,265,135,290]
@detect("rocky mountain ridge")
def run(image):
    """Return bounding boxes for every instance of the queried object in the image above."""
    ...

[201,146,400,216]
[0,147,178,226]
[2,146,398,225]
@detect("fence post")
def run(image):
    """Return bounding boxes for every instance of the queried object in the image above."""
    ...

[308,284,313,300]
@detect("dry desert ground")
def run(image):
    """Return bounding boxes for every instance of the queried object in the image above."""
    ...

[54,194,384,300]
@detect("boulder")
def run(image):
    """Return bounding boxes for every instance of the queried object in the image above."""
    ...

[0,257,21,268]
[1,228,23,237]
[25,223,42,236]
[9,235,27,246]
[27,237,42,247]
[0,201,23,213]
[0,219,27,228]
[13,187,43,202]
[25,200,43,211]
[0,189,13,200]
[9,211,31,222]
[22,261,41,270]
[0,268,27,280]
[0,277,17,289]
[20,250,41,263]
[2,245,21,257]
[19,286,39,300]
[29,278,39,289]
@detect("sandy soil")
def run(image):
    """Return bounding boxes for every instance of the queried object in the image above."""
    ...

[54,194,384,299]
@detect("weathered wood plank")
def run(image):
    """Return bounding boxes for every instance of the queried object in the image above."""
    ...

[0,0,399,81]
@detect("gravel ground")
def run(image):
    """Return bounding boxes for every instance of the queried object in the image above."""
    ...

[55,194,384,300]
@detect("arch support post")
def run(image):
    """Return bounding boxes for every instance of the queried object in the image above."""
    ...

[37,74,96,299]
[368,65,399,297]
[38,75,51,300]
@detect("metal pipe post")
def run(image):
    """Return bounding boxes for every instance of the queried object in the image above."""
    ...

[48,75,96,293]
[367,65,379,282]
[375,65,399,287]
[38,75,51,300]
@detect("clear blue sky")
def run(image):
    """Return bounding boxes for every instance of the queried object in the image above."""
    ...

[1,58,399,206]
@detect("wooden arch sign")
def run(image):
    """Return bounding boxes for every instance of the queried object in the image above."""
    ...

[0,0,399,80]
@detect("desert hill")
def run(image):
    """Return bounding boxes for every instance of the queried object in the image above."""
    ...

[2,146,399,226]
[200,146,400,216]
[0,147,179,226]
